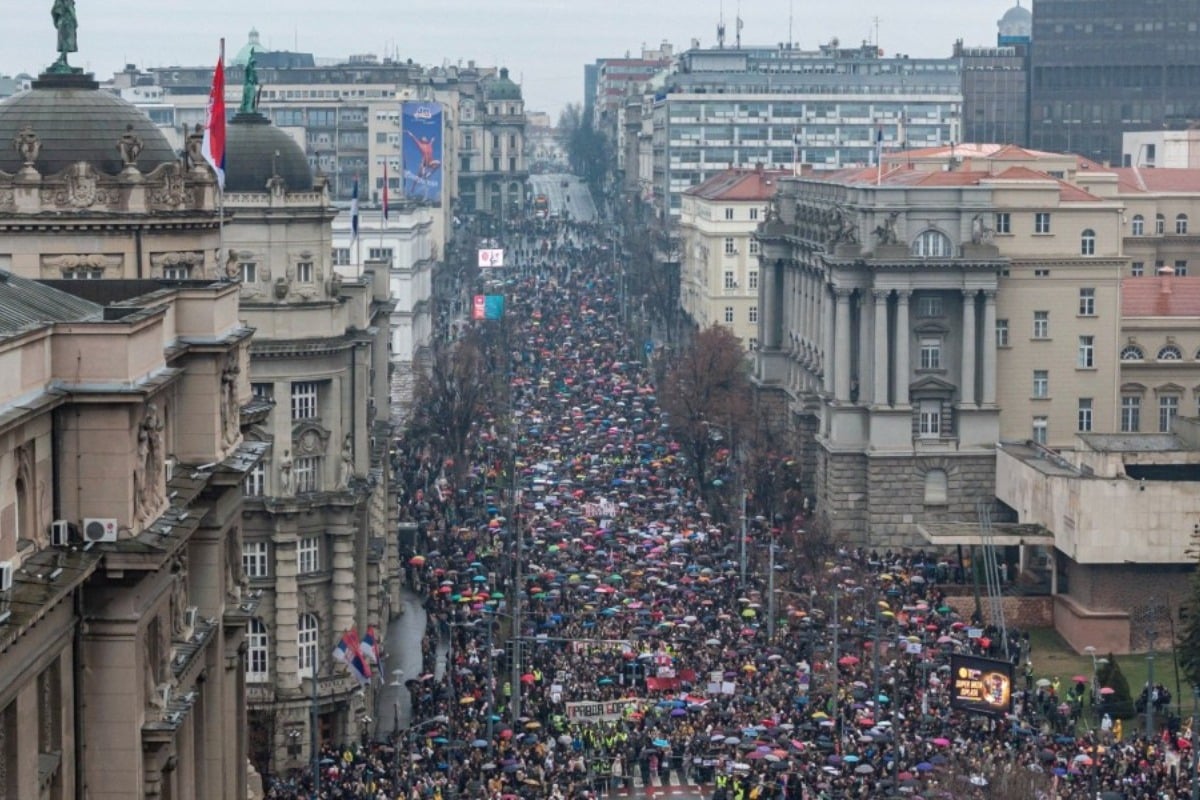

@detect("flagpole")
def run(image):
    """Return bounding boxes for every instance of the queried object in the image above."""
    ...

[217,38,226,280]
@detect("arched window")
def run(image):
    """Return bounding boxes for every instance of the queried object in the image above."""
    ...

[1156,214,1166,234]
[1120,345,1144,361]
[1177,213,1189,234]
[1157,345,1183,361]
[298,613,319,678]
[1131,215,1145,236]
[911,230,953,258]
[1080,229,1096,256]
[923,469,948,505]
[247,618,270,683]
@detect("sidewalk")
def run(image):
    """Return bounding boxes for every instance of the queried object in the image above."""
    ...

[374,588,428,741]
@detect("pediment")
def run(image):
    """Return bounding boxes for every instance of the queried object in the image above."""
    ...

[910,375,957,396]
[913,321,950,335]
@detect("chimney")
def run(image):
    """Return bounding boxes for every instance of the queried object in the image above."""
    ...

[1159,264,1174,294]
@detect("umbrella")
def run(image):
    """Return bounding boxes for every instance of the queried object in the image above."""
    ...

[1099,686,1115,696]
[472,739,489,748]
[1036,678,1052,688]
[854,764,875,775]
[459,696,475,705]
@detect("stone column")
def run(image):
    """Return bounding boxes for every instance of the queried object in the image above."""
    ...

[873,289,890,406]
[894,290,911,406]
[834,289,852,401]
[857,292,873,404]
[764,260,781,349]
[273,537,300,690]
[330,527,356,640]
[823,284,836,394]
[960,290,977,406]
[982,289,998,405]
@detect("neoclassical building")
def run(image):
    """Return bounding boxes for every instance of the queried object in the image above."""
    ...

[0,66,259,798]
[221,104,399,776]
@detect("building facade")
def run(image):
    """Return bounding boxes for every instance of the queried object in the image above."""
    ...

[220,108,399,776]
[0,68,260,797]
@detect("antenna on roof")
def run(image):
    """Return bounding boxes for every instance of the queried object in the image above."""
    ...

[717,0,726,49]
[788,0,794,50]
[736,0,743,49]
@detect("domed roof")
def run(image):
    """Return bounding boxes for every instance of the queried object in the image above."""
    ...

[999,4,1032,35]
[484,67,522,101]
[224,111,313,193]
[0,74,177,176]
[234,28,262,67]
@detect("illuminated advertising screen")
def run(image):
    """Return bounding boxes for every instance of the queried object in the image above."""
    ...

[477,248,505,268]
[949,653,1014,717]
[401,102,443,205]
[471,295,505,321]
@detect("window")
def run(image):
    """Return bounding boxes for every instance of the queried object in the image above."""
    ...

[918,401,942,438]
[1120,345,1144,361]
[1078,288,1096,316]
[298,535,321,574]
[1174,260,1188,277]
[1034,268,1051,277]
[748,337,758,350]
[1160,395,1180,432]
[294,456,321,493]
[994,212,1011,234]
[1077,398,1093,432]
[748,240,760,255]
[332,248,351,266]
[240,262,257,283]
[995,319,1009,347]
[1080,229,1096,255]
[1132,215,1145,236]
[163,265,190,280]
[1156,214,1166,235]
[1078,336,1095,368]
[298,613,319,679]
[724,237,735,255]
[243,540,269,578]
[1034,212,1051,234]
[247,618,269,683]
[1033,311,1049,339]
[749,207,759,221]
[244,460,265,497]
[252,382,274,401]
[296,261,314,283]
[724,270,736,290]
[748,306,759,324]
[911,230,953,258]
[922,468,948,503]
[919,338,942,370]
[724,306,734,323]
[1121,396,1141,432]
[1032,416,1048,444]
[368,247,394,262]
[1177,213,1189,234]
[724,208,734,220]
[291,382,319,419]
[63,268,103,279]
[1033,370,1049,398]
[1157,345,1183,360]
[1132,261,1145,277]
[917,295,943,317]
[748,270,759,290]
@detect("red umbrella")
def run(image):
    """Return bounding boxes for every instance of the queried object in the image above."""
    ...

[838,656,860,667]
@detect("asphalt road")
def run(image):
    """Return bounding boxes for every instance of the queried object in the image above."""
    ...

[529,173,598,223]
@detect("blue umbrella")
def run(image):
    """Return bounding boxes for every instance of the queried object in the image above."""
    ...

[653,738,670,748]
[915,762,933,772]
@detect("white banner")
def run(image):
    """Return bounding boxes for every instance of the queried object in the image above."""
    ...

[565,698,636,723]
[478,248,505,268]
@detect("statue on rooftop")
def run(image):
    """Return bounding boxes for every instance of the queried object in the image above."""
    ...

[49,0,81,75]
[239,48,259,114]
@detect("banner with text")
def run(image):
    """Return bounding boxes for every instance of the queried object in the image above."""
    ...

[565,698,638,723]
[478,248,505,268]
[949,653,1014,717]
[401,101,443,205]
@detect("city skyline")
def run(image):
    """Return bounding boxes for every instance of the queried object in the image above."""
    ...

[7,0,1019,117]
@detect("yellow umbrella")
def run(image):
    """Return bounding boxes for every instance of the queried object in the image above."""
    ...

[741,608,757,618]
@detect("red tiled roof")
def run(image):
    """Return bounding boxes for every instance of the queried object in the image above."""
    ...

[685,168,791,201]
[988,166,1101,201]
[1122,276,1200,317]
[1111,167,1200,194]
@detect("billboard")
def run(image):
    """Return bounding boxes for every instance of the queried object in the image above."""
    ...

[478,249,505,268]
[949,654,1014,717]
[401,102,443,205]
[471,295,505,321]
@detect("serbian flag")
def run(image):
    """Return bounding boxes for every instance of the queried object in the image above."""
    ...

[332,628,360,664]
[360,626,379,664]
[350,176,360,243]
[382,164,389,227]
[202,42,226,191]
[347,646,372,685]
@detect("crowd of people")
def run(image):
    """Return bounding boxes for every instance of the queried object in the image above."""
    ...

[266,203,1198,800]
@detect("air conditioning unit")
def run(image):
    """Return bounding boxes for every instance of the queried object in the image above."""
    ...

[0,561,12,592]
[165,457,176,482]
[50,520,72,547]
[184,606,199,632]
[82,518,118,543]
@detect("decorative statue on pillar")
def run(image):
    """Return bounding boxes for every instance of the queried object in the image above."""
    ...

[185,124,205,171]
[872,211,900,246]
[13,126,40,169]
[48,0,81,75]
[134,403,166,523]
[240,48,260,114]
[117,124,143,170]
[336,433,354,490]
[219,353,241,447]
[278,449,294,496]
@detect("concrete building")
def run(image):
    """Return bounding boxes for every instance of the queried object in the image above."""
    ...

[1123,129,1200,170]
[219,107,399,776]
[679,167,787,346]
[651,43,963,218]
[1029,0,1200,164]
[0,68,260,797]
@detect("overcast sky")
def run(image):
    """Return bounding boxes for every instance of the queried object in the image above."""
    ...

[9,0,1021,117]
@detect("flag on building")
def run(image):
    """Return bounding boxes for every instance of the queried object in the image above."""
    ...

[346,644,372,685]
[360,626,379,664]
[332,628,361,664]
[201,43,227,190]
[350,176,360,242]
[382,164,389,227]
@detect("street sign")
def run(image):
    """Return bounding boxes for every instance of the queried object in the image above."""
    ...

[644,341,654,356]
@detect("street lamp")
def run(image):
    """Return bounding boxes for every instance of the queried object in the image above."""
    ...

[390,669,406,737]
[1082,646,1108,727]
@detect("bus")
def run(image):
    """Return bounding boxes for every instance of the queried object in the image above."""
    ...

[534,195,549,218]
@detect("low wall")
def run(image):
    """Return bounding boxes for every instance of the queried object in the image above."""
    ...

[941,594,1054,629]
[1053,594,1132,655]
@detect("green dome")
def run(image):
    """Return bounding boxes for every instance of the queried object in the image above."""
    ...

[233,28,262,67]
[484,67,522,101]
[224,112,313,192]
